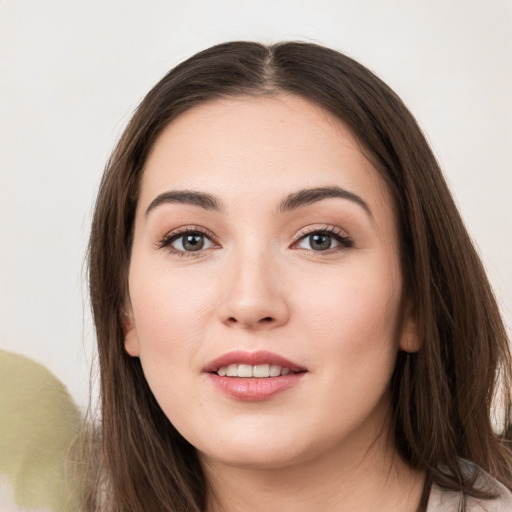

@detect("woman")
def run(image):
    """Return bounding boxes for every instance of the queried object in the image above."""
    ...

[85,41,512,511]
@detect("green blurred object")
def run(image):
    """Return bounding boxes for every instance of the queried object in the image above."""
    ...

[0,350,82,511]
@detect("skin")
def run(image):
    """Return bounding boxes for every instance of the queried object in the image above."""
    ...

[124,94,423,511]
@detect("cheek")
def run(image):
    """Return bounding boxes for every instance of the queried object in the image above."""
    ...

[297,261,402,365]
[128,260,217,365]
[127,262,219,423]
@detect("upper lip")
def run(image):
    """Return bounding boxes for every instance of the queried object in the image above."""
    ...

[203,350,306,373]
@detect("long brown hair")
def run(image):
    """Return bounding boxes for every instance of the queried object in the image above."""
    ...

[86,41,512,511]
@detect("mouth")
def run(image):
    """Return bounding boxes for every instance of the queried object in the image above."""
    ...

[204,350,307,401]
[216,363,299,378]
[204,350,306,376]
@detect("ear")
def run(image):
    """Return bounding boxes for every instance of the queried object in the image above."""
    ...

[122,307,140,357]
[399,302,420,353]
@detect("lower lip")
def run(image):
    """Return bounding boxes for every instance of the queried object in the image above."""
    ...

[206,373,306,401]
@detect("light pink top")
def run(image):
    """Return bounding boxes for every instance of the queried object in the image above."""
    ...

[427,462,512,511]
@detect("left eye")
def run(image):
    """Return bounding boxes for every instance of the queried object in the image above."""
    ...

[296,232,345,251]
[170,233,214,252]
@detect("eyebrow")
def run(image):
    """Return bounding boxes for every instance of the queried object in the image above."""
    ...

[145,186,372,219]
[278,186,373,218]
[145,190,223,215]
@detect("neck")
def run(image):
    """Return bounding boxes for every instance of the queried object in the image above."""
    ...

[201,422,425,512]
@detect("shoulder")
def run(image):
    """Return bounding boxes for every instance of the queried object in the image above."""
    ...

[427,460,512,512]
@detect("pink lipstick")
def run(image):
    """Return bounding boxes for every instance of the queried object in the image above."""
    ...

[204,350,306,401]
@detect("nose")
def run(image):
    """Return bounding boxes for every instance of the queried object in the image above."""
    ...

[218,250,289,330]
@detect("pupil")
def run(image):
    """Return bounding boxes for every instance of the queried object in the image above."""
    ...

[310,234,331,251]
[183,234,204,251]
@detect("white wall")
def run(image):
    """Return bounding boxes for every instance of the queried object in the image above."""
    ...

[1,0,511,409]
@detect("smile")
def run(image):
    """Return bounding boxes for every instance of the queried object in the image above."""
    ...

[204,350,306,375]
[205,350,307,401]
[217,364,295,378]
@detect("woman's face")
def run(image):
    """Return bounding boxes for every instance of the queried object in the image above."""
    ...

[125,94,417,470]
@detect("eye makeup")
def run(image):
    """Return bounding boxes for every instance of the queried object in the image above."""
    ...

[291,224,354,253]
[156,225,219,257]
[155,222,354,258]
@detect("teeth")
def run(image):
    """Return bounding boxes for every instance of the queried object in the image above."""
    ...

[216,364,295,378]
[238,364,253,378]
[226,364,238,377]
[269,365,281,377]
[253,364,270,377]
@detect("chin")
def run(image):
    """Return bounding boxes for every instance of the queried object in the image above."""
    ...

[200,445,306,471]
[193,425,325,472]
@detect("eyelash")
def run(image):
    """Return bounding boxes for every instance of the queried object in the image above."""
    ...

[292,225,354,253]
[156,225,353,256]
[156,226,218,257]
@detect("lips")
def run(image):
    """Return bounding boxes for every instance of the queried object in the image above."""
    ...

[204,350,305,374]
[204,350,307,401]
[217,363,293,378]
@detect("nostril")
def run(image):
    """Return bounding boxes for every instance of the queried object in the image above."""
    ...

[227,316,274,324]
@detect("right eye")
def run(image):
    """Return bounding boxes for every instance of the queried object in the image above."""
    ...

[158,229,216,255]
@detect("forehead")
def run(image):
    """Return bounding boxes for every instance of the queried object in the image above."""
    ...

[139,94,393,216]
